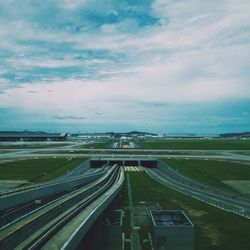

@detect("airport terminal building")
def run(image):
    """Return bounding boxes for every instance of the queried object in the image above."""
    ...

[0,131,67,142]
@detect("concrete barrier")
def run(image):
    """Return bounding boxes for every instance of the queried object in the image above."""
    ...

[0,162,104,211]
[61,169,124,250]
[56,159,92,180]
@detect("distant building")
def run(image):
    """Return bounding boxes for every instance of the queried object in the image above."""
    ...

[0,131,67,142]
[115,131,158,139]
[220,132,250,139]
[68,133,114,141]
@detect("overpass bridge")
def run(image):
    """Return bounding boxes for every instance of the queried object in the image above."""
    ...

[90,156,158,168]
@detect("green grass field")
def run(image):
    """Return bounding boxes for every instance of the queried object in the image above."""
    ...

[0,157,87,183]
[0,143,71,149]
[138,139,250,150]
[125,172,250,250]
[162,159,250,193]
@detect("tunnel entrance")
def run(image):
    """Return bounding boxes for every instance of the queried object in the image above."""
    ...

[91,160,108,168]
[124,160,138,166]
[140,160,157,168]
[90,158,157,168]
[109,160,124,166]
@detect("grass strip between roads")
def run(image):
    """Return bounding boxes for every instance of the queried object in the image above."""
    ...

[74,142,109,149]
[0,157,87,183]
[0,143,71,149]
[162,158,250,194]
[138,139,250,150]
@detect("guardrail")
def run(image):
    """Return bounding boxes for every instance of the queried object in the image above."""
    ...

[148,160,250,219]
[0,169,106,211]
[157,159,250,206]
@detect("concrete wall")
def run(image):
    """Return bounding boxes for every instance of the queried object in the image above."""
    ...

[153,226,194,250]
[0,171,104,211]
[56,159,91,181]
[124,160,138,166]
[150,209,195,250]
[61,170,124,250]
[157,159,182,178]
[98,223,122,250]
[91,160,108,167]
[91,211,123,250]
[109,160,124,166]
[141,160,157,168]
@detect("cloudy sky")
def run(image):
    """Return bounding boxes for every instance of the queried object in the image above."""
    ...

[0,0,250,133]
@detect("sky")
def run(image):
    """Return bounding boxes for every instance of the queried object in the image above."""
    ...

[0,0,250,134]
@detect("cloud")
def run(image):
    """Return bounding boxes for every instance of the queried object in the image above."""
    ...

[54,115,85,120]
[95,111,104,116]
[58,0,88,10]
[0,69,249,118]
[0,0,249,132]
[26,90,38,94]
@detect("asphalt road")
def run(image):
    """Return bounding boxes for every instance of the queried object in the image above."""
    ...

[1,148,250,163]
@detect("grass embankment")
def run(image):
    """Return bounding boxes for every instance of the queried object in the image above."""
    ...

[138,139,250,150]
[0,157,87,183]
[74,142,109,149]
[162,159,250,193]
[128,172,250,250]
